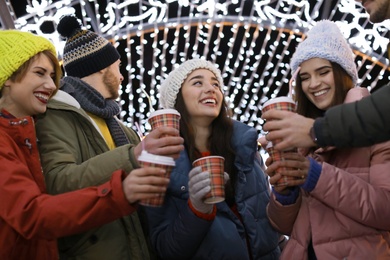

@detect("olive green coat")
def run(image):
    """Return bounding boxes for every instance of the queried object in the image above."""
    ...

[36,90,152,260]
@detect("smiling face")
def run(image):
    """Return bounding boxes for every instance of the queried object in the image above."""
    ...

[181,68,223,126]
[299,58,336,111]
[1,53,57,117]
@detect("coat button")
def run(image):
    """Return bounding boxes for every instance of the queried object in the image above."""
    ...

[102,188,108,194]
[181,186,186,191]
[89,234,98,244]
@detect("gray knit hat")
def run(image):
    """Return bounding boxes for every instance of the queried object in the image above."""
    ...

[159,59,224,109]
[290,20,357,85]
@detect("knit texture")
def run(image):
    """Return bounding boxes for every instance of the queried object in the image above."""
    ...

[159,59,224,109]
[61,76,129,147]
[290,20,358,84]
[57,15,120,78]
[0,30,56,88]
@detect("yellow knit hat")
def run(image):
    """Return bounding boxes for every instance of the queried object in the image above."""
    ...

[0,30,57,89]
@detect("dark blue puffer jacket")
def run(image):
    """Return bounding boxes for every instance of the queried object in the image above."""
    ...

[144,120,280,260]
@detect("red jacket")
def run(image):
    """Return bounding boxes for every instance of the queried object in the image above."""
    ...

[0,116,135,259]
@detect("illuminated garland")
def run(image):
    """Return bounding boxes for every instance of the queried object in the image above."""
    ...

[6,0,389,134]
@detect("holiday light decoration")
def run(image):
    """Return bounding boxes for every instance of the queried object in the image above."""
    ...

[2,0,389,135]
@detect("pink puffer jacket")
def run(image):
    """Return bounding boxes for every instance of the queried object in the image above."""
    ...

[267,141,390,259]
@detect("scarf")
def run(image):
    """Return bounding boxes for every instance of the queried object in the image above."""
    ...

[61,76,129,147]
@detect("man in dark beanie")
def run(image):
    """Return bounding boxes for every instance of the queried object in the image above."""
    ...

[35,15,184,259]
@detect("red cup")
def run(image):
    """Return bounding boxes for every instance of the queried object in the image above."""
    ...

[148,109,181,137]
[261,96,296,114]
[262,96,298,186]
[192,156,225,204]
[266,142,298,186]
[138,151,175,207]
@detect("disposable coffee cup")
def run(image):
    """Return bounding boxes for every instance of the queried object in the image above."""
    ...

[138,151,175,207]
[261,96,296,114]
[192,156,225,204]
[261,96,296,146]
[266,142,297,186]
[148,109,181,136]
[262,96,298,186]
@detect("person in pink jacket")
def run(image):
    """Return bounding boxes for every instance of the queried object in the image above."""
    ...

[0,30,170,259]
[265,20,390,259]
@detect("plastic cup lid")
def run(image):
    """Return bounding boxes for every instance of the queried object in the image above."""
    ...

[138,151,176,166]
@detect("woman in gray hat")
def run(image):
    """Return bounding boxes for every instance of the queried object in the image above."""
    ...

[265,20,390,259]
[143,58,281,260]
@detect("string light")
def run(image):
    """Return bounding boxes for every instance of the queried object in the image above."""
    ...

[5,0,389,134]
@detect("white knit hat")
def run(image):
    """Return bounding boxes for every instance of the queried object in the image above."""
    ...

[290,20,358,85]
[159,59,224,109]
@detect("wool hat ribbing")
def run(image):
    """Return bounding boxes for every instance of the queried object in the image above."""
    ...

[57,15,120,78]
[159,59,224,109]
[0,30,57,88]
[290,20,358,84]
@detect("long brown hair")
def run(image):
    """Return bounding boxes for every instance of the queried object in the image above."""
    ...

[175,88,238,205]
[294,62,354,119]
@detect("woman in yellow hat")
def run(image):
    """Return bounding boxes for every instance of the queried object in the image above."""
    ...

[0,30,169,259]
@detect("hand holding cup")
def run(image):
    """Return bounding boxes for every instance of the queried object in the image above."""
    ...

[135,108,184,159]
[188,167,213,214]
[192,156,225,204]
[262,96,299,186]
[122,167,170,204]
[137,151,175,207]
[148,109,181,137]
[265,152,309,191]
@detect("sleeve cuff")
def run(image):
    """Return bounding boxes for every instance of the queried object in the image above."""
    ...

[188,200,216,221]
[273,187,299,205]
[300,157,322,192]
[128,146,141,169]
[314,117,332,147]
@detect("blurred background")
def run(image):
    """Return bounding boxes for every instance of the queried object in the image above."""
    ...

[1,0,389,137]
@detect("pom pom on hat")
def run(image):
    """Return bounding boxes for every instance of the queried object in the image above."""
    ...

[0,30,56,89]
[57,15,120,78]
[290,20,358,85]
[159,59,224,109]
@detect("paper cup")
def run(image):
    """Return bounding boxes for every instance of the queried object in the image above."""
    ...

[266,142,298,186]
[262,96,296,146]
[262,96,298,186]
[192,156,225,204]
[261,96,296,114]
[148,109,181,136]
[138,151,175,207]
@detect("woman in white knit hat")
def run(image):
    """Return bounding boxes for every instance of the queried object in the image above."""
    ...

[143,59,281,259]
[266,20,390,259]
[0,30,171,260]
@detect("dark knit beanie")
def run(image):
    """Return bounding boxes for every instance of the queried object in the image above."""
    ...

[57,15,120,78]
